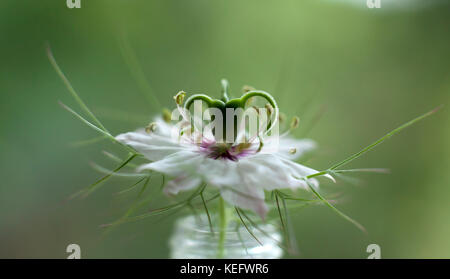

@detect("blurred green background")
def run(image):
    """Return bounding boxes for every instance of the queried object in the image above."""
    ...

[0,0,449,258]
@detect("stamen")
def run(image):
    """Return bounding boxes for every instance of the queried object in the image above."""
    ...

[246,109,271,144]
[178,121,191,137]
[251,106,260,115]
[240,90,279,134]
[235,142,252,153]
[145,122,157,133]
[256,135,264,153]
[174,91,193,126]
[290,116,300,130]
[162,108,171,123]
[242,85,255,93]
[289,148,297,155]
[182,84,280,145]
[279,116,300,138]
[265,103,274,116]
[174,91,186,105]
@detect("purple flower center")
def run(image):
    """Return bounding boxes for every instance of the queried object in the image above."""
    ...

[199,139,254,161]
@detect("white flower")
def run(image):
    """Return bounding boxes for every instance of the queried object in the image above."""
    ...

[116,117,333,219]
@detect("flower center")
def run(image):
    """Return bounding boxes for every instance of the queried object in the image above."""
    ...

[182,79,279,143]
[199,140,253,161]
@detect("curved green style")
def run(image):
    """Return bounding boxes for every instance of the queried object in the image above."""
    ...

[183,80,280,138]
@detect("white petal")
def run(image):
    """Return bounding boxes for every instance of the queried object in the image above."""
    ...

[196,154,313,198]
[116,131,189,161]
[188,157,269,218]
[197,158,241,186]
[137,151,204,177]
[280,157,335,183]
[164,175,202,195]
[279,157,318,176]
[220,184,268,219]
[153,117,175,137]
[278,138,316,160]
[237,154,299,190]
[262,137,316,160]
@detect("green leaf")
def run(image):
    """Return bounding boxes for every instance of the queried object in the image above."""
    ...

[106,184,206,226]
[279,192,299,254]
[200,191,214,234]
[102,201,184,228]
[102,151,139,168]
[276,191,319,202]
[304,178,366,233]
[329,106,442,171]
[114,177,148,196]
[299,107,441,183]
[59,102,114,140]
[204,193,221,203]
[47,45,108,133]
[59,102,137,154]
[91,162,147,178]
[235,207,262,246]
[103,177,153,232]
[274,192,290,248]
[304,171,330,180]
[69,136,108,147]
[71,153,138,199]
[332,168,390,174]
[235,223,251,256]
[136,176,151,199]
[239,209,287,251]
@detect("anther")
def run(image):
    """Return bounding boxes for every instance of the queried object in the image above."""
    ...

[265,103,274,116]
[290,116,300,130]
[162,108,172,123]
[251,106,261,115]
[242,85,255,93]
[256,135,264,153]
[145,122,157,133]
[174,91,186,105]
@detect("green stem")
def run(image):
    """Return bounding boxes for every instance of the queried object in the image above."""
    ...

[217,197,228,258]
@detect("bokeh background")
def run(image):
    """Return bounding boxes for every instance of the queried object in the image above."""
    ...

[0,0,449,258]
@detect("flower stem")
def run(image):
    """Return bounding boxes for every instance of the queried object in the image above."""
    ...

[217,197,228,258]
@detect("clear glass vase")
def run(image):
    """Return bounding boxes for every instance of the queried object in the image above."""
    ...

[169,214,283,259]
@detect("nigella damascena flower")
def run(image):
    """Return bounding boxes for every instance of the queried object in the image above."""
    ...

[49,44,438,247]
[116,80,333,218]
